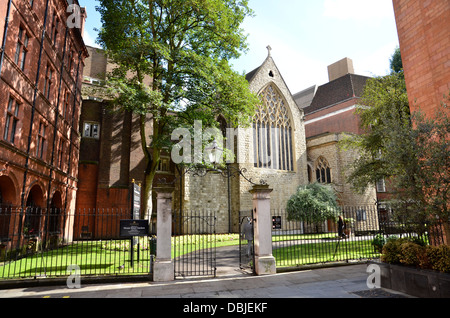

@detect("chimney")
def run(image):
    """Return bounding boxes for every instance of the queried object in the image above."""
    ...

[327,58,354,82]
[80,7,87,37]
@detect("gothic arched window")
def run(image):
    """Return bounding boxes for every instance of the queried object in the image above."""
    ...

[315,156,332,184]
[253,84,294,171]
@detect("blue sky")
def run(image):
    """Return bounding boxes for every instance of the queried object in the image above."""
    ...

[79,0,399,94]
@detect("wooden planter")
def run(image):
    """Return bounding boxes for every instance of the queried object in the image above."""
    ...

[369,261,450,298]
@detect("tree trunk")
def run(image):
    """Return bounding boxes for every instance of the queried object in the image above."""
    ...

[140,115,161,223]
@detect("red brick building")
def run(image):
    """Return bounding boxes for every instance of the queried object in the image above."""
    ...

[393,0,450,245]
[75,46,175,239]
[392,0,450,116]
[0,0,88,248]
[299,58,389,207]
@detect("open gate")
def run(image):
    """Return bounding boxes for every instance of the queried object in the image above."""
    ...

[172,210,217,278]
[239,210,255,274]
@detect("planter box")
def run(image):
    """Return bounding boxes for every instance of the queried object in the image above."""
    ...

[370,261,450,298]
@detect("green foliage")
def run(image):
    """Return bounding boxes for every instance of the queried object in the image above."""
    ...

[371,234,386,253]
[341,59,450,222]
[399,242,425,267]
[286,183,339,223]
[96,0,259,129]
[390,47,403,73]
[340,71,410,193]
[95,0,259,215]
[381,237,407,264]
[381,237,450,273]
[427,244,450,273]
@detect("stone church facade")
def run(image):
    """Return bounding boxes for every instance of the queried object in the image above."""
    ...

[183,48,308,233]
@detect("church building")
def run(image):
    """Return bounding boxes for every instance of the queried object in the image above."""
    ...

[76,46,380,236]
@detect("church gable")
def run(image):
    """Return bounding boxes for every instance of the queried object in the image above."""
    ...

[245,48,303,133]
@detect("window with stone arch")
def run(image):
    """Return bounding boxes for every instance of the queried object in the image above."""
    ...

[315,156,332,184]
[253,84,294,171]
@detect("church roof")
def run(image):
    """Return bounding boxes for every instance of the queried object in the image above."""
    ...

[245,65,261,82]
[293,85,317,109]
[304,74,370,115]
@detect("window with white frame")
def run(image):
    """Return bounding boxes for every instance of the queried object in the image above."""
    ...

[376,178,386,193]
[83,122,100,139]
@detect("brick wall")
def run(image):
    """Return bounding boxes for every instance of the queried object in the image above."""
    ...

[0,0,87,212]
[393,0,450,116]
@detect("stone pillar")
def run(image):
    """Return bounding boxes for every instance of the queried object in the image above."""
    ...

[153,186,174,282]
[249,184,276,275]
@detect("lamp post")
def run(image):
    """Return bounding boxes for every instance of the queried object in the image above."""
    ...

[205,139,223,166]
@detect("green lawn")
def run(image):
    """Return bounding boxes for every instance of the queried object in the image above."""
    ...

[0,233,379,279]
[0,234,240,279]
[273,239,379,267]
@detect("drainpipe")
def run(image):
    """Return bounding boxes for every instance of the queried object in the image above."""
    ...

[0,0,13,76]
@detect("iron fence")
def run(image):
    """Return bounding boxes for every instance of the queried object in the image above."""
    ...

[0,207,155,280]
[271,206,448,268]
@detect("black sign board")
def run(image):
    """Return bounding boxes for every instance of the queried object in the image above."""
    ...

[120,220,149,238]
[272,216,282,230]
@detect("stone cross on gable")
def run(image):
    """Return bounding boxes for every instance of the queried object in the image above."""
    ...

[267,45,272,57]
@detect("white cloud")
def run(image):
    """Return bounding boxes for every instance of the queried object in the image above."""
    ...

[82,30,101,48]
[323,0,393,21]
[357,41,398,77]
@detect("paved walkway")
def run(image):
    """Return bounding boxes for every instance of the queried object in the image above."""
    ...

[0,245,413,299]
[0,263,411,299]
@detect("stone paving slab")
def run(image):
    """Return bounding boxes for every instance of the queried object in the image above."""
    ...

[0,264,413,299]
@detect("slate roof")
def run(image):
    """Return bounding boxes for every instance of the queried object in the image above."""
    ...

[293,85,317,109]
[303,74,370,115]
[245,66,261,82]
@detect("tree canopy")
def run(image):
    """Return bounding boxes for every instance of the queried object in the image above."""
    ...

[286,183,339,223]
[95,0,260,218]
[340,47,449,223]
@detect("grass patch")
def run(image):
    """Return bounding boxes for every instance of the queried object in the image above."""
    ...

[273,239,380,267]
[0,234,240,279]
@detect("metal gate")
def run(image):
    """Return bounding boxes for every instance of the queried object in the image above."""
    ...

[239,210,255,274]
[172,210,217,278]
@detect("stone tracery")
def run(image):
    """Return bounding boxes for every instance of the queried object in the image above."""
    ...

[253,84,294,171]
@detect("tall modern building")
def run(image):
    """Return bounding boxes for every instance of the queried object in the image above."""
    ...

[0,0,88,246]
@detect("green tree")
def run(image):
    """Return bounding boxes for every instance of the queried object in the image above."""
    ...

[341,61,450,224]
[341,71,410,193]
[286,183,339,224]
[390,47,403,73]
[95,0,259,219]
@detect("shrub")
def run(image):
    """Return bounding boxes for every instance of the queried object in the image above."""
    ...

[399,242,425,267]
[381,237,407,264]
[428,245,450,273]
[371,234,386,253]
[381,236,450,273]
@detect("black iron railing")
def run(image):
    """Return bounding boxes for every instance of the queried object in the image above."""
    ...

[0,207,155,280]
[271,206,448,268]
